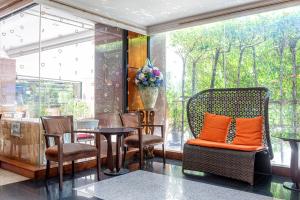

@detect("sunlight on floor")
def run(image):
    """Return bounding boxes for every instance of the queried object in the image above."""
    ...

[0,169,29,186]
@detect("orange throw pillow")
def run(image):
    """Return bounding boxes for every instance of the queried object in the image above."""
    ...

[233,116,263,146]
[199,112,232,143]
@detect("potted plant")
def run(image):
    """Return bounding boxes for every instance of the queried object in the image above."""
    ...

[135,59,163,110]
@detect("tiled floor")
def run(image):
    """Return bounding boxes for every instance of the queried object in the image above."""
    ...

[0,169,29,186]
[0,158,298,200]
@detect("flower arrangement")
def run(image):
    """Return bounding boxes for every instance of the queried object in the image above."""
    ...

[135,59,163,88]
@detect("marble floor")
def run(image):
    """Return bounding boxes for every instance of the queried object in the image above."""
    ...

[0,158,298,200]
[0,168,29,186]
[76,170,277,200]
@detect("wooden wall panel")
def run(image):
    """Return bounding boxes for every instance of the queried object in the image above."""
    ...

[127,31,147,111]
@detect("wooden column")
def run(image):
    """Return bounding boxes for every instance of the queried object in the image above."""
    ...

[127,32,148,111]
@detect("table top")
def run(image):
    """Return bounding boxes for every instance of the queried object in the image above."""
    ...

[74,127,136,135]
[273,133,300,142]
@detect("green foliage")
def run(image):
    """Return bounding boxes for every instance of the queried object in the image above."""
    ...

[166,7,300,153]
[16,80,86,118]
[59,99,89,119]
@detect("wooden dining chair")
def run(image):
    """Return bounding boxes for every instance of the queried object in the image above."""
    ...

[95,112,123,128]
[41,115,101,190]
[120,112,166,169]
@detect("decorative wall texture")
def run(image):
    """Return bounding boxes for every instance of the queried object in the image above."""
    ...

[94,24,124,115]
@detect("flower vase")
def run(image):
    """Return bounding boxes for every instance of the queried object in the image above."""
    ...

[139,87,159,110]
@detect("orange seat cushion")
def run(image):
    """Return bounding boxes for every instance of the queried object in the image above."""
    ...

[187,139,264,151]
[198,113,232,143]
[233,116,263,146]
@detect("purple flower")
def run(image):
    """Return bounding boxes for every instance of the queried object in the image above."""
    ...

[153,69,160,76]
[135,59,163,88]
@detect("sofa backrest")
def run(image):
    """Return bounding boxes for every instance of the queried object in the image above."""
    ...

[187,87,273,159]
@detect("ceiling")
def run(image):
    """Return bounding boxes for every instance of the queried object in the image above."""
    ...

[52,0,263,27]
[0,4,93,53]
[35,0,300,34]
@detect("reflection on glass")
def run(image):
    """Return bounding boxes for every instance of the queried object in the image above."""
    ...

[0,6,41,165]
[0,4,95,165]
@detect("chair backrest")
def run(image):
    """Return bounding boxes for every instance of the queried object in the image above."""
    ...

[95,113,122,128]
[75,119,99,130]
[41,115,73,135]
[187,87,273,159]
[120,112,141,128]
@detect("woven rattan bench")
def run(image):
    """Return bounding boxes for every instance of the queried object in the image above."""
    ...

[182,87,273,185]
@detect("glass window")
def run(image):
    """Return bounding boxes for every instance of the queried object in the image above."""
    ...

[151,6,300,166]
[0,6,41,165]
[40,5,95,120]
[0,4,95,165]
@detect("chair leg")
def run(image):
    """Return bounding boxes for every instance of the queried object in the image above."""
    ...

[139,145,144,169]
[72,161,75,177]
[122,146,127,168]
[96,155,101,181]
[58,160,63,190]
[45,160,50,180]
[162,143,166,167]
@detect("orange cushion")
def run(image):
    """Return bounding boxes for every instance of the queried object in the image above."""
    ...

[233,116,263,146]
[187,139,264,151]
[199,113,232,143]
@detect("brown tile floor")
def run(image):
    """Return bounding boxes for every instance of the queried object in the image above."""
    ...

[0,158,298,200]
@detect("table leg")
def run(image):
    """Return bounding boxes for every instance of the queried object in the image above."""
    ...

[106,135,114,172]
[104,133,129,176]
[95,134,101,181]
[284,141,300,191]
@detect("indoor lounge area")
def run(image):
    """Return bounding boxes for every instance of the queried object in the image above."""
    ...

[0,0,299,199]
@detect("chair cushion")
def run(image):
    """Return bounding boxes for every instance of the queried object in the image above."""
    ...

[187,139,264,151]
[124,134,163,146]
[233,116,263,146]
[45,143,97,157]
[199,112,232,143]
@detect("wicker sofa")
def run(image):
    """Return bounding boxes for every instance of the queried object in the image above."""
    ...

[182,87,273,185]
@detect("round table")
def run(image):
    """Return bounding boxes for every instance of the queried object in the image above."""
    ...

[274,134,300,191]
[76,127,136,176]
[100,127,136,175]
